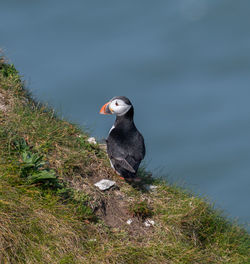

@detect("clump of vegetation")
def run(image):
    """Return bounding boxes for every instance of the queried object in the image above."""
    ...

[129,200,153,219]
[18,139,58,186]
[0,62,19,79]
[0,56,249,264]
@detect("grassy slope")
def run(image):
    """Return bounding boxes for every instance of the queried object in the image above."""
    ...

[0,58,249,264]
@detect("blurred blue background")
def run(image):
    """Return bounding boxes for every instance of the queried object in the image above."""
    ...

[1,0,249,229]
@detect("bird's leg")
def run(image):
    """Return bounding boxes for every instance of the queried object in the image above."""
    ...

[125,177,141,183]
[133,177,142,182]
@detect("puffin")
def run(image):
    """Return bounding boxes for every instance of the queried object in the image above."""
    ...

[99,96,145,181]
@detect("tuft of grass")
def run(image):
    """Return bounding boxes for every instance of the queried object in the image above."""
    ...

[0,63,19,79]
[129,200,153,219]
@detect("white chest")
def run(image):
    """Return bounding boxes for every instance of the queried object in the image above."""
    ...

[109,125,115,134]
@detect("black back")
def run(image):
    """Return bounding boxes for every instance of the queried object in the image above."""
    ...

[106,104,145,178]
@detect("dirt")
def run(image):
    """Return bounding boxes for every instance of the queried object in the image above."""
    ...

[97,189,152,236]
[64,157,154,236]
[80,168,154,236]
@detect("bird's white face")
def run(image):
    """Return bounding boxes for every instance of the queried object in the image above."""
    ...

[100,98,131,116]
[109,99,131,116]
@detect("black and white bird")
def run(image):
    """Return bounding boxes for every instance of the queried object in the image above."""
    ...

[100,96,145,181]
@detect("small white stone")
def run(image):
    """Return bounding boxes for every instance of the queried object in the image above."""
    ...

[144,219,155,227]
[0,104,6,111]
[87,137,97,144]
[0,93,7,112]
[126,219,133,225]
[94,179,116,191]
[144,184,158,192]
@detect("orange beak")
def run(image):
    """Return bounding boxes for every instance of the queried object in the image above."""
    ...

[99,101,112,115]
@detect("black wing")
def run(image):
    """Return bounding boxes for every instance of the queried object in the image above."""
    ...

[106,128,145,174]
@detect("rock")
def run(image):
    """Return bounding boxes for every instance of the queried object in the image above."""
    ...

[87,137,97,144]
[144,219,155,227]
[126,219,133,225]
[144,184,158,192]
[94,179,116,191]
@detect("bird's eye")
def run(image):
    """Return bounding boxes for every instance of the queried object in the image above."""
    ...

[115,101,119,106]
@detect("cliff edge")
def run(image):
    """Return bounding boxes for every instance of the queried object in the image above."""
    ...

[0,58,249,264]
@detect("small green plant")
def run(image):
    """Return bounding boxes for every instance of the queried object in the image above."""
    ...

[21,151,45,176]
[129,200,153,219]
[19,140,58,187]
[0,63,19,78]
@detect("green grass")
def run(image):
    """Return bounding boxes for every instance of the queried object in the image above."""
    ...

[0,57,249,263]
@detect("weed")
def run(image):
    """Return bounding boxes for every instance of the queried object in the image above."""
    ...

[0,63,19,78]
[19,141,59,187]
[129,200,153,219]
